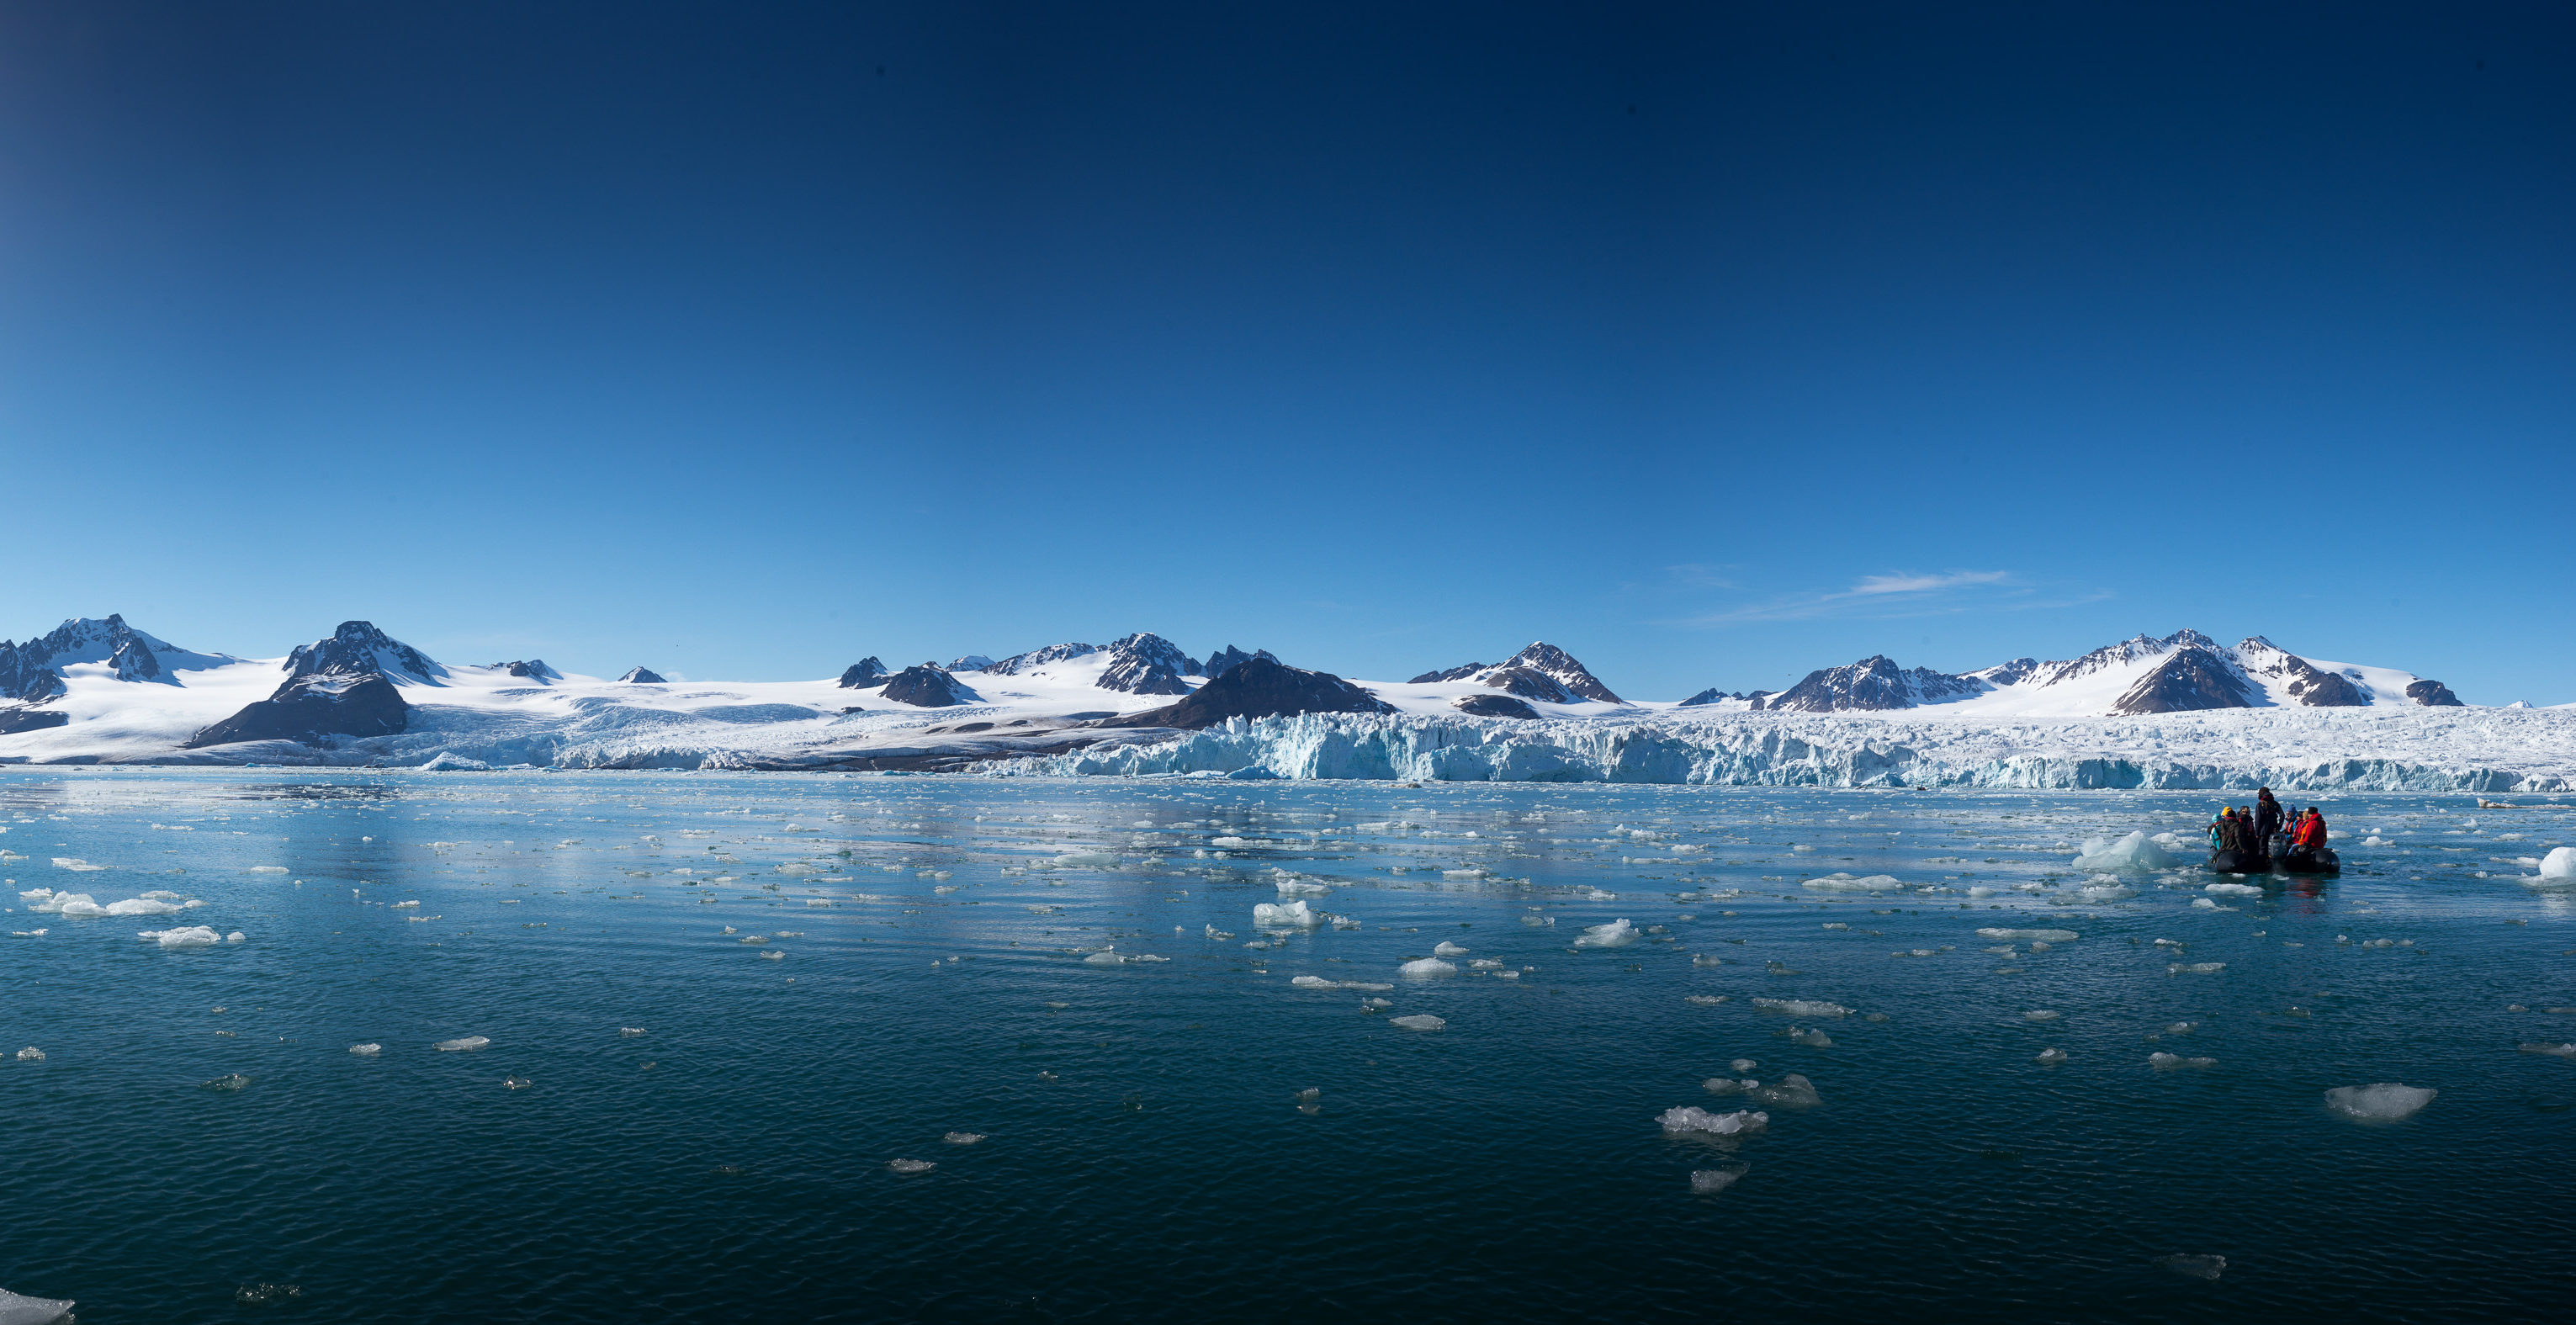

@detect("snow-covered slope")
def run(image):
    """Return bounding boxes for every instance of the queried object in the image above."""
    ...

[0,617,2550,789]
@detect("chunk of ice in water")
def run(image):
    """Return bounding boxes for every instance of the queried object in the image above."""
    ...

[1800,873,1905,893]
[1750,1073,1822,1108]
[1253,900,1328,928]
[619,1027,646,1037]
[1657,1106,1768,1135]
[200,1073,252,1091]
[1399,957,1455,977]
[1388,1014,1446,1031]
[137,926,221,948]
[2071,831,2175,872]
[2206,882,2263,897]
[1572,918,1640,947]
[2035,1048,2068,1065]
[0,1287,76,1323]
[2324,1083,2436,1121]
[2155,1253,2226,1280]
[2149,1052,2216,1069]
[1360,997,1392,1009]
[1782,1027,1834,1047]
[1752,998,1851,1017]
[504,1076,533,1089]
[2023,1010,2061,1021]
[1433,941,1470,957]
[1702,1077,1752,1094]
[2541,846,2576,880]
[1291,974,1336,988]
[1730,1058,1757,1073]
[1689,1165,1749,1195]
[942,1132,986,1144]
[1977,928,2078,943]
[1684,995,1725,1006]
[887,1158,936,1174]
[14,1047,42,1062]
[434,1036,491,1052]
[2518,1042,2576,1057]
[2168,962,2227,975]
[348,1043,382,1056]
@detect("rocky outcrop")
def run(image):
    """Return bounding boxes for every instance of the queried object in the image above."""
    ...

[1095,633,1195,696]
[1409,644,1621,703]
[1202,645,1279,679]
[987,642,1099,675]
[0,641,64,702]
[186,672,411,747]
[2406,679,2463,707]
[1480,666,1577,704]
[488,660,560,682]
[0,706,69,735]
[1101,657,1394,730]
[1496,643,1622,703]
[617,667,668,684]
[947,655,996,672]
[1767,656,1980,713]
[285,621,443,685]
[1,613,217,697]
[1409,662,1487,684]
[878,665,978,708]
[839,658,889,688]
[1678,688,1771,708]
[2110,647,2255,714]
[1453,693,1540,719]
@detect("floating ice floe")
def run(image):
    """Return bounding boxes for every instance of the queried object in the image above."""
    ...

[1433,941,1470,957]
[2518,1042,2576,1057]
[201,1073,252,1092]
[2073,881,2135,902]
[2149,1052,2216,1069]
[1730,1058,1757,1073]
[0,1285,74,1322]
[1657,1105,1768,1136]
[2523,847,2576,891]
[943,1132,985,1145]
[888,1158,936,1174]
[1800,873,1905,893]
[137,926,221,948]
[1388,1014,1446,1031]
[1253,900,1330,929]
[1399,957,1456,977]
[50,858,105,872]
[1572,919,1640,947]
[434,1036,491,1052]
[2206,882,2264,897]
[349,1043,382,1056]
[16,1047,44,1062]
[2071,831,2175,872]
[1780,1027,1834,1047]
[1053,851,1117,868]
[2324,1083,2436,1121]
[2023,1010,2060,1021]
[1689,1165,1749,1195]
[1750,1073,1822,1108]
[2155,1253,2226,1280]
[1752,998,1851,1018]
[1702,1077,1752,1094]
[2035,1048,2068,1065]
[2167,962,2227,975]
[1977,928,2078,943]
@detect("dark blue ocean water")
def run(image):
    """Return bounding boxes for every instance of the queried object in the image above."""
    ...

[3,770,2573,1322]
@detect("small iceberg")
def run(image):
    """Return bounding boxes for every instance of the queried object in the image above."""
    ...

[1253,900,1328,929]
[887,1158,936,1174]
[1657,1105,1768,1136]
[1398,958,1455,977]
[2072,831,2174,872]
[1800,873,1906,893]
[1388,1014,1446,1031]
[1572,918,1640,947]
[1688,1165,1749,1195]
[1976,928,2078,943]
[0,1287,74,1324]
[137,926,222,948]
[434,1036,491,1052]
[1433,941,1470,957]
[348,1043,382,1056]
[2324,1083,2436,1121]
[1751,998,1851,1018]
[2155,1254,2226,1280]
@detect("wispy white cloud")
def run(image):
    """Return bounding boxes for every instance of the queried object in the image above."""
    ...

[1669,570,2036,625]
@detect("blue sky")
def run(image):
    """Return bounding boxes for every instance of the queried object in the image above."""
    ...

[3,3,2570,702]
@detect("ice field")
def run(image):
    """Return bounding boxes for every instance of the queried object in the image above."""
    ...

[3,768,2574,1321]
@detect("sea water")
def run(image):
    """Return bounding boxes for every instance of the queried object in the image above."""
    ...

[2,769,2573,1321]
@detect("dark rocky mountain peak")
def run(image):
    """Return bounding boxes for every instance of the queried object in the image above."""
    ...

[1096,633,1195,696]
[838,658,889,688]
[487,660,560,682]
[878,664,979,708]
[2405,679,2463,707]
[1966,657,2041,687]
[987,642,1100,676]
[2232,637,2367,707]
[1677,687,1771,708]
[188,671,410,749]
[1102,657,1394,730]
[1498,642,1623,703]
[2109,647,2255,714]
[1202,645,1280,680]
[3,615,220,692]
[947,655,996,672]
[617,667,667,684]
[1453,693,1540,719]
[1480,667,1577,704]
[0,640,66,703]
[284,621,444,686]
[1408,662,1487,684]
[1766,655,1981,713]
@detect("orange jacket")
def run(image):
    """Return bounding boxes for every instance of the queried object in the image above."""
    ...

[2293,814,2325,847]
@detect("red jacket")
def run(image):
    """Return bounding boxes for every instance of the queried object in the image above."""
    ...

[2293,815,2325,847]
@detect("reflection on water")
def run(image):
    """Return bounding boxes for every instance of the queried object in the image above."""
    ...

[2,769,2573,1322]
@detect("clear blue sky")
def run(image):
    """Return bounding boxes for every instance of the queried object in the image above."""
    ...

[3,2,2570,702]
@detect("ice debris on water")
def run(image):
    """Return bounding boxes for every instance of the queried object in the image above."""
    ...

[1253,900,1330,929]
[1657,1106,1768,1136]
[1388,1014,1446,1031]
[1752,998,1851,1018]
[2518,1042,2576,1057]
[944,1132,985,1144]
[1572,918,1640,947]
[1731,1058,1757,1073]
[2167,962,2226,975]
[2324,1083,2436,1121]
[1977,928,2078,943]
[1433,941,1470,957]
[504,1076,533,1089]
[137,926,222,948]
[1750,1073,1822,1108]
[2205,882,2263,897]
[1689,1165,1749,1195]
[0,1286,77,1322]
[1702,1077,1752,1094]
[1800,873,1905,893]
[2023,1010,2061,1021]
[1780,1027,1834,1047]
[434,1036,491,1052]
[1684,995,1726,1006]
[15,1047,43,1062]
[2149,1052,2216,1069]
[2071,831,2175,872]
[888,1158,936,1174]
[2155,1254,2226,1280]
[349,1043,381,1056]
[2035,1048,2067,1065]
[1399,957,1455,977]
[200,1073,252,1092]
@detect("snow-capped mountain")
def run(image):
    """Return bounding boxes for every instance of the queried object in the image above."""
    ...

[1723,630,2463,718]
[1407,642,1624,706]
[0,613,2553,789]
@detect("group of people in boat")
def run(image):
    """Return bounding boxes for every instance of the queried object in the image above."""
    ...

[2208,787,2336,872]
